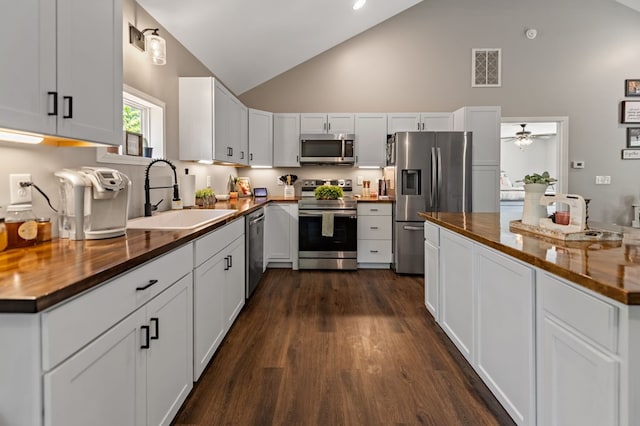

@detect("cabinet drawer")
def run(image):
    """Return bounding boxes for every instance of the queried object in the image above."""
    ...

[357,203,391,216]
[42,244,193,371]
[541,273,618,353]
[358,240,392,263]
[195,218,244,266]
[424,221,439,246]
[358,216,392,239]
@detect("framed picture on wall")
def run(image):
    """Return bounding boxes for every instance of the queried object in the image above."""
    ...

[621,101,640,123]
[622,149,640,160]
[626,79,640,97]
[126,131,143,156]
[627,128,640,147]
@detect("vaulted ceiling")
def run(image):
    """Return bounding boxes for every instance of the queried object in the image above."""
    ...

[136,0,423,95]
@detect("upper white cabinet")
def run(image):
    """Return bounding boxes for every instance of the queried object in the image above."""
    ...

[387,113,453,133]
[452,106,501,166]
[273,113,301,167]
[300,113,354,134]
[179,77,248,165]
[0,0,123,145]
[248,108,273,167]
[354,113,387,167]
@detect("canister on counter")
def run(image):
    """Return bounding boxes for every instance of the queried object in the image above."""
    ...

[36,217,52,242]
[0,218,7,252]
[6,204,37,248]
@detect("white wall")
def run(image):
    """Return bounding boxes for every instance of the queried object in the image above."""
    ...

[240,0,640,224]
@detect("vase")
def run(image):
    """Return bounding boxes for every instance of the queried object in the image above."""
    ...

[143,147,153,158]
[522,183,548,226]
[284,185,295,198]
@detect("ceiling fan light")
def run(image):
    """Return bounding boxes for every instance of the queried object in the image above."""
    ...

[514,137,533,148]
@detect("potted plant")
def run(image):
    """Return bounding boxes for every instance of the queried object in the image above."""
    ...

[195,188,214,206]
[518,171,556,226]
[314,185,343,200]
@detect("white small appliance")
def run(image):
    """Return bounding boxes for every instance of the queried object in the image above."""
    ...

[55,167,131,240]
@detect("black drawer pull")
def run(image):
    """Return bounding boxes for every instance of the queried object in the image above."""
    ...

[141,325,150,349]
[48,91,58,116]
[370,226,379,230]
[63,96,73,118]
[224,256,230,271]
[228,254,233,268]
[150,318,159,340]
[136,279,159,291]
[370,250,379,253]
[370,208,379,212]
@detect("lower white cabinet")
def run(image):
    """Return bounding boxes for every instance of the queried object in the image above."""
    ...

[424,221,439,319]
[193,219,245,380]
[475,246,535,425]
[44,273,193,426]
[439,229,474,361]
[265,202,298,268]
[357,203,392,266]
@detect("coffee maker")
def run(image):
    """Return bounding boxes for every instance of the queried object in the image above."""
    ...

[55,167,131,240]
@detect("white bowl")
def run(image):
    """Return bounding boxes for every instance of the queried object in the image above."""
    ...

[215,194,230,201]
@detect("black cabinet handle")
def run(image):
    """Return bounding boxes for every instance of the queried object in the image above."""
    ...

[250,153,253,161]
[48,92,58,116]
[136,279,159,291]
[224,256,230,271]
[150,318,159,340]
[228,254,233,268]
[63,96,73,118]
[141,325,150,349]
[370,226,379,230]
[240,151,245,159]
[370,250,379,253]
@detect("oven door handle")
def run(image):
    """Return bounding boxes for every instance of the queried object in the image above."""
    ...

[299,211,357,218]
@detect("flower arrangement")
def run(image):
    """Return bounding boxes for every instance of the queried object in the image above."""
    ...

[519,171,556,185]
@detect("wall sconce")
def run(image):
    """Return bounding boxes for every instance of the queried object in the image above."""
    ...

[129,25,166,66]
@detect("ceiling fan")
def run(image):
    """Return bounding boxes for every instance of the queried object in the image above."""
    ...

[501,123,554,148]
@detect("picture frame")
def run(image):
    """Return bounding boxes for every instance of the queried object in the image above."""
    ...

[236,177,252,197]
[627,128,640,147]
[622,149,640,160]
[621,101,640,123]
[626,79,640,97]
[125,131,143,156]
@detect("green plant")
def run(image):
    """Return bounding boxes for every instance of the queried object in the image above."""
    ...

[314,185,343,200]
[195,188,214,198]
[519,171,557,185]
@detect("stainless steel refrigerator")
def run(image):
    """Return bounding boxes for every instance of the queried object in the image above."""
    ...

[386,131,472,274]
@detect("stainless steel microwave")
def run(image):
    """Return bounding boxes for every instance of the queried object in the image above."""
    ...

[299,133,355,165]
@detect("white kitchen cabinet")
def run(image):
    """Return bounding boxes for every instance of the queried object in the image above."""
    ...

[439,229,474,362]
[474,246,535,426]
[193,219,245,380]
[300,113,354,134]
[452,106,501,166]
[424,221,440,320]
[0,0,122,145]
[354,113,387,167]
[273,113,301,167]
[357,203,392,266]
[248,108,273,167]
[387,113,453,133]
[265,203,299,269]
[44,270,193,426]
[179,77,248,165]
[472,165,500,212]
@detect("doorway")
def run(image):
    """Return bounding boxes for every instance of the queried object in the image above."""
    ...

[499,116,569,218]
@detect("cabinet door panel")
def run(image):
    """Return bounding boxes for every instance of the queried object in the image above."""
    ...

[0,0,56,134]
[355,113,387,167]
[193,250,226,380]
[327,113,354,133]
[273,114,300,167]
[440,230,474,361]
[44,309,146,426]
[387,113,420,133]
[265,204,292,260]
[424,240,439,319]
[300,113,327,133]
[224,237,246,328]
[146,275,193,426]
[540,318,619,426]
[420,113,453,131]
[57,0,122,144]
[472,165,499,212]
[249,108,273,166]
[475,247,535,425]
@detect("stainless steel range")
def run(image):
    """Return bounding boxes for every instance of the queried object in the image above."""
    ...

[298,179,357,270]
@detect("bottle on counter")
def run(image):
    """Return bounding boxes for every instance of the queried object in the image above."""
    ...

[6,204,37,248]
[0,218,7,252]
[36,217,52,243]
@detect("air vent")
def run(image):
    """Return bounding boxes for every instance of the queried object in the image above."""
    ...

[472,48,501,87]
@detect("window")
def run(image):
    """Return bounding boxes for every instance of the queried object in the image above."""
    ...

[97,85,165,165]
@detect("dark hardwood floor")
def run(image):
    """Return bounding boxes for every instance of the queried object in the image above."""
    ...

[173,269,515,425]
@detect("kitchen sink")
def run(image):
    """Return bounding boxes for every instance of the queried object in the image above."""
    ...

[127,209,237,230]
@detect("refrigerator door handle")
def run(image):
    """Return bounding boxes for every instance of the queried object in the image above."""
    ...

[430,147,437,209]
[436,147,442,209]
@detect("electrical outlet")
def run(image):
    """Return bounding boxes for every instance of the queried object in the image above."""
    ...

[9,173,32,204]
[572,160,585,169]
[595,175,611,185]
[357,176,363,186]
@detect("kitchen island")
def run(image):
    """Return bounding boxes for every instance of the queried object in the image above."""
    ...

[419,211,640,426]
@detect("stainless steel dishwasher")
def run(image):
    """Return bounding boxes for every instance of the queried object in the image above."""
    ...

[245,208,265,299]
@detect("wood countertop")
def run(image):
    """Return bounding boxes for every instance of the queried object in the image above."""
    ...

[0,196,394,313]
[419,212,640,305]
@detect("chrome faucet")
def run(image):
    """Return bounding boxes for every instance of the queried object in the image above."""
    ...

[144,158,179,217]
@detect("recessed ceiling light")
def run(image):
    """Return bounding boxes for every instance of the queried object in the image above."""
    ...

[353,0,366,10]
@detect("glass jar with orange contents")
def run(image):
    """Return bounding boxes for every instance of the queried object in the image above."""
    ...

[6,204,37,248]
[0,218,7,252]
